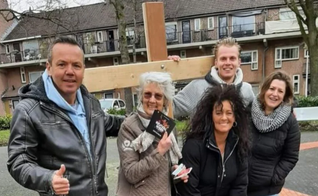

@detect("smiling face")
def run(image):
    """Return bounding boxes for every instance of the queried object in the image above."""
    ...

[46,43,85,104]
[215,45,241,83]
[213,100,235,135]
[264,79,286,115]
[142,83,165,116]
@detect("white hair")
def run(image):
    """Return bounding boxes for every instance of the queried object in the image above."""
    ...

[137,72,175,110]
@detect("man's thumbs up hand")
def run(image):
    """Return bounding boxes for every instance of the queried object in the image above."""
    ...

[55,164,66,177]
[51,164,70,195]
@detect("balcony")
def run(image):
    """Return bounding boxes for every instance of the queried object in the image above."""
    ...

[265,19,318,34]
[0,48,46,64]
[165,22,265,45]
[0,22,266,66]
[82,35,147,55]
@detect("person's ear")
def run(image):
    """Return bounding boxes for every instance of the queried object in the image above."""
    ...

[46,61,52,76]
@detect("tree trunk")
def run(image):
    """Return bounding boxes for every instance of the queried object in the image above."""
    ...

[309,45,318,96]
[111,0,133,113]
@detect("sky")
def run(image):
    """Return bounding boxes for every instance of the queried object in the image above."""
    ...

[7,0,104,12]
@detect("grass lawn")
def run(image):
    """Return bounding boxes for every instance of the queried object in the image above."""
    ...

[0,130,10,146]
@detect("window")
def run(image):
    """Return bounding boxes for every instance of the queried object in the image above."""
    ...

[20,67,26,83]
[96,31,103,43]
[126,27,135,45]
[12,100,19,110]
[241,50,258,70]
[208,17,214,30]
[279,8,304,20]
[5,45,10,54]
[275,46,299,68]
[180,50,186,58]
[165,22,177,43]
[293,75,300,94]
[232,15,255,33]
[194,19,201,31]
[113,57,119,65]
[304,49,309,58]
[132,93,138,107]
[22,40,40,61]
[29,71,43,83]
[118,100,125,108]
[104,92,113,98]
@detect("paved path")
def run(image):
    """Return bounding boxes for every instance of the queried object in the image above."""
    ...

[282,132,318,196]
[1,132,318,196]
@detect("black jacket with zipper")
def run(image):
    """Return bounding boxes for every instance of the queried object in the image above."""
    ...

[176,130,248,196]
[247,114,300,196]
[7,76,124,196]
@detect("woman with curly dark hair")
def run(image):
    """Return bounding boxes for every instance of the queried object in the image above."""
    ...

[176,84,249,196]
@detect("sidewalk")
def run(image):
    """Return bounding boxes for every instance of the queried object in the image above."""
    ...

[280,132,318,196]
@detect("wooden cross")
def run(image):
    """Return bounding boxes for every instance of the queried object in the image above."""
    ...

[82,2,213,116]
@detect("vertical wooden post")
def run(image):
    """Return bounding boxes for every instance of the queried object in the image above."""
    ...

[142,2,174,118]
[142,2,168,62]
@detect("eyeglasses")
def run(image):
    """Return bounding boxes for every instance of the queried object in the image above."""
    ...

[143,92,164,100]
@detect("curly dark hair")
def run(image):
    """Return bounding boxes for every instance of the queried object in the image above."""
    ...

[185,84,250,159]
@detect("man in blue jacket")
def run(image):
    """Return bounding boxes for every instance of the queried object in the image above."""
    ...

[7,36,124,196]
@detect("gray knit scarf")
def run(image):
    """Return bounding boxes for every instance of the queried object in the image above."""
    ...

[251,98,291,133]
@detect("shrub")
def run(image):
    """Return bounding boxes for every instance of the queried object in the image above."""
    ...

[107,108,126,116]
[296,96,318,107]
[0,115,12,130]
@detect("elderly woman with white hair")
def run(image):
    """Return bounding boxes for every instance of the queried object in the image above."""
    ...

[116,72,186,196]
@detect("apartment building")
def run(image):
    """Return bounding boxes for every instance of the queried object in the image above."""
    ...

[0,0,312,115]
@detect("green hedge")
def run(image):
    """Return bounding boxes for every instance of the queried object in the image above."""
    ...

[0,115,12,131]
[107,108,126,116]
[0,130,10,146]
[296,96,318,107]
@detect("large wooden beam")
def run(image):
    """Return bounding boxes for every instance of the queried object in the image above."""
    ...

[83,56,213,92]
[142,2,168,62]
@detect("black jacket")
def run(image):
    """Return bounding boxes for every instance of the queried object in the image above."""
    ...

[247,114,300,196]
[7,77,124,196]
[176,130,248,196]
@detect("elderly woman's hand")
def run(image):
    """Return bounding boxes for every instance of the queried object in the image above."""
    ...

[157,132,172,156]
[172,165,189,183]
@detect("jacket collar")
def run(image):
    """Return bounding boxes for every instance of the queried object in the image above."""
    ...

[204,66,243,90]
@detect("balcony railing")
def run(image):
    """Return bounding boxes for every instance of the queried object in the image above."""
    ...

[0,22,266,65]
[0,48,47,64]
[82,35,147,55]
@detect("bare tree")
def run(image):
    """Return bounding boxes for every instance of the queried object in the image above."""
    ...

[108,0,134,113]
[284,0,318,96]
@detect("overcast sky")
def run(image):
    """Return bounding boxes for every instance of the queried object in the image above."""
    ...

[8,0,104,12]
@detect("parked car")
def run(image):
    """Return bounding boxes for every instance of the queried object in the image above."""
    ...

[99,98,126,113]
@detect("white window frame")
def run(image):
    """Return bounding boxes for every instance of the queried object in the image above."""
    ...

[194,18,201,32]
[241,50,258,70]
[20,67,26,83]
[180,50,187,58]
[132,93,138,108]
[5,44,10,54]
[113,57,119,65]
[275,46,299,68]
[293,75,300,94]
[29,71,43,83]
[96,31,103,43]
[304,49,309,58]
[208,17,214,30]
